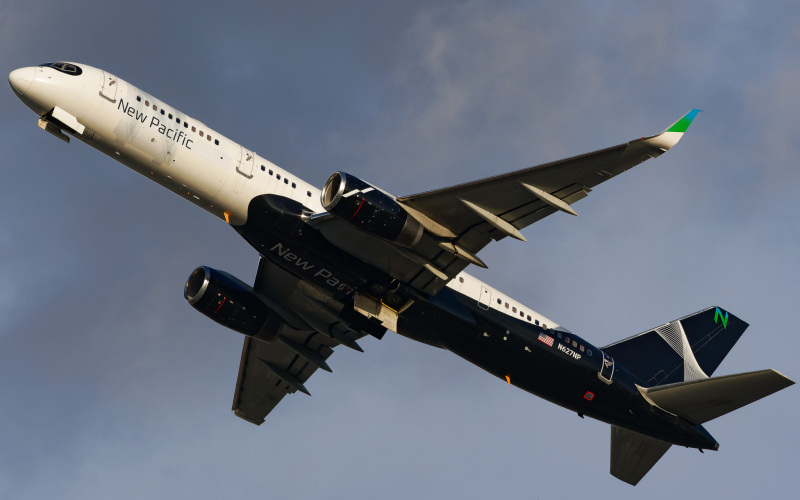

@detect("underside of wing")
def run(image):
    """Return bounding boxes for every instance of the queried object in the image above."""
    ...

[231,257,384,424]
[232,334,329,424]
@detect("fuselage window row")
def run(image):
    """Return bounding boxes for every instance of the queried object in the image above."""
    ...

[136,95,219,146]
[134,95,310,190]
[259,165,306,194]
[555,331,592,356]
[490,295,551,331]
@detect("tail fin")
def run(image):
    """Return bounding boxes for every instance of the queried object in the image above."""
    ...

[610,426,671,486]
[638,369,794,424]
[602,306,747,386]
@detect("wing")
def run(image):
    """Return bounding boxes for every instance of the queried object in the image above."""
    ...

[397,110,701,253]
[232,335,327,424]
[310,110,700,296]
[232,257,385,425]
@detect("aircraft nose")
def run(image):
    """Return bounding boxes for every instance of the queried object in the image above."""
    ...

[9,67,35,97]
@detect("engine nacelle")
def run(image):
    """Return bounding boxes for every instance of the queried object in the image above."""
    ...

[184,266,283,342]
[321,171,424,248]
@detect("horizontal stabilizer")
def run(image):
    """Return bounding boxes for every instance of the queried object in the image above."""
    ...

[610,426,672,486]
[639,369,794,425]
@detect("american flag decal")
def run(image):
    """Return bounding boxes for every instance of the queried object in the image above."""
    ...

[538,333,554,347]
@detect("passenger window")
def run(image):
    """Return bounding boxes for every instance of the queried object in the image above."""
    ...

[207,135,212,141]
[184,122,189,129]
[587,349,592,356]
[199,131,204,138]
[307,191,312,197]
[557,331,562,339]
[565,336,570,343]
[177,118,181,124]
[535,319,539,326]
[292,182,296,188]
[580,345,585,352]
[168,113,173,119]
[153,104,158,111]
[572,340,578,348]
[458,277,463,283]
[136,96,141,102]
[505,303,509,309]
[269,170,273,175]
[527,315,531,321]
[145,100,150,106]
[214,139,219,145]
[261,166,265,171]
[520,311,524,317]
[192,126,196,132]
[276,174,281,180]
[160,109,165,115]
[512,307,517,313]
[284,178,288,184]
[497,299,501,304]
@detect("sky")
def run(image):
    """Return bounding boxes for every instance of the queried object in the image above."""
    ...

[1,1,798,498]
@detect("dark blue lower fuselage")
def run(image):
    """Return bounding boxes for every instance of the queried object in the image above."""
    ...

[235,195,717,450]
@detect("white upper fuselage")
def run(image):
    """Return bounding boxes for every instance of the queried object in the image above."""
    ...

[8,62,560,330]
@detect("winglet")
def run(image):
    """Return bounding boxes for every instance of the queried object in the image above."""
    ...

[665,109,702,134]
[643,109,702,151]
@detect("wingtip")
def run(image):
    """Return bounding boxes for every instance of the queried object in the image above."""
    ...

[642,109,702,151]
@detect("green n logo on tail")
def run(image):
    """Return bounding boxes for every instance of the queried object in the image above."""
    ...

[714,307,729,329]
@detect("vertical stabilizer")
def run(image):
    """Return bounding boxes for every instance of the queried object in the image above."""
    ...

[603,306,747,386]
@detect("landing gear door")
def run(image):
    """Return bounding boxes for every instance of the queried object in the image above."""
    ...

[478,286,491,310]
[100,71,118,102]
[237,146,255,178]
[599,352,614,384]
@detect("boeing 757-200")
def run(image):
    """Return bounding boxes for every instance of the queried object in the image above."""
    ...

[9,62,794,485]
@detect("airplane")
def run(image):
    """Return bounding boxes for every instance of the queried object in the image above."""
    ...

[9,62,793,485]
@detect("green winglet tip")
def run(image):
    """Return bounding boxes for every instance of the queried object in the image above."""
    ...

[666,109,702,133]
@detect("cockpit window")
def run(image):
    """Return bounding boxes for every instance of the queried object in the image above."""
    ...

[38,62,83,76]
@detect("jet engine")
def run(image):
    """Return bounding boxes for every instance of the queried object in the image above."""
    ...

[321,172,424,248]
[184,266,283,342]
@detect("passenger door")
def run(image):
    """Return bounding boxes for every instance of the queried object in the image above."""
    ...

[599,352,614,384]
[237,146,255,178]
[100,71,118,102]
[478,286,491,310]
